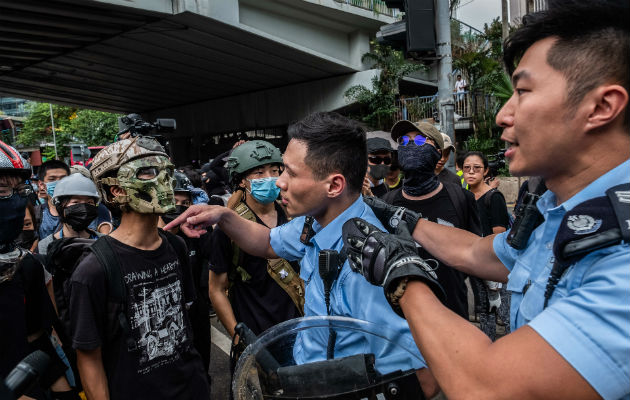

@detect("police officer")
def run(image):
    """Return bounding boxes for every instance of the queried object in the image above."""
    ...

[341,1,629,399]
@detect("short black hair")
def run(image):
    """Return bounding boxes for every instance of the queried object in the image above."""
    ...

[288,112,366,194]
[38,160,70,180]
[463,151,488,169]
[504,0,629,126]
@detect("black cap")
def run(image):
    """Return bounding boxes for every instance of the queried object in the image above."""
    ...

[367,137,393,153]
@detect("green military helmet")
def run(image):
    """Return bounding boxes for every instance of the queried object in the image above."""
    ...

[226,140,283,184]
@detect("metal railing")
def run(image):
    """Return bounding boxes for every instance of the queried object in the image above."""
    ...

[334,0,400,17]
[395,92,499,122]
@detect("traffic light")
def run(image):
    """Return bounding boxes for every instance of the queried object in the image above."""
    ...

[378,0,436,60]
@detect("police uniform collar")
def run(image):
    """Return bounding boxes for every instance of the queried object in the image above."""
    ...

[539,159,630,215]
[312,195,364,250]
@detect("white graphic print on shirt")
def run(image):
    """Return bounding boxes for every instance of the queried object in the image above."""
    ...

[124,259,189,374]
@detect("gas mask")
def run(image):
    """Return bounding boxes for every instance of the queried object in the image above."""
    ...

[115,155,175,214]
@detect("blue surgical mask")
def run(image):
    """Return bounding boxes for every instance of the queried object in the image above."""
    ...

[46,181,58,198]
[248,177,280,204]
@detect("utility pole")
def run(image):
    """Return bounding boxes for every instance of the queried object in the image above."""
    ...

[48,103,58,160]
[501,0,509,40]
[435,0,455,170]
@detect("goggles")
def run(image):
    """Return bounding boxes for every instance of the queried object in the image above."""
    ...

[463,165,484,173]
[397,135,428,147]
[0,183,33,199]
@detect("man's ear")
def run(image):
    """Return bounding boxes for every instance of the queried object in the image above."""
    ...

[110,185,127,198]
[584,84,629,132]
[326,173,346,198]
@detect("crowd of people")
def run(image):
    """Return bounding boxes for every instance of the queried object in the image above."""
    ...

[0,0,628,399]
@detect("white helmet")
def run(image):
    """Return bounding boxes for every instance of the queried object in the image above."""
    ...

[52,173,100,206]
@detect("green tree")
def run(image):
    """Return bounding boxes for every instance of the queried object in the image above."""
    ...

[344,43,424,130]
[18,102,121,158]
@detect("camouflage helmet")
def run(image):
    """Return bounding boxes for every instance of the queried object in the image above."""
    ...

[226,140,282,184]
[90,137,175,214]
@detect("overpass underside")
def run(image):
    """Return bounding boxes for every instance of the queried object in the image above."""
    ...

[0,0,436,162]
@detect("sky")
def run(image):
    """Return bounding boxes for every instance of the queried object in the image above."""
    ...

[454,0,502,32]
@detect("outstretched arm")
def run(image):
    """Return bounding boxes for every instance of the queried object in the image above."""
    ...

[163,204,277,259]
[412,219,508,283]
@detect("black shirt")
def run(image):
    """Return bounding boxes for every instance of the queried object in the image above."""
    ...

[385,186,480,319]
[70,235,210,400]
[0,253,55,379]
[209,202,301,336]
[477,190,510,237]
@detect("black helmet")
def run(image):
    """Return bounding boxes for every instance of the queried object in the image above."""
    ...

[174,170,192,193]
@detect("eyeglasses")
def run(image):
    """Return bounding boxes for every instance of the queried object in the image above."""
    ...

[463,165,484,173]
[368,156,392,165]
[397,135,428,147]
[0,183,33,199]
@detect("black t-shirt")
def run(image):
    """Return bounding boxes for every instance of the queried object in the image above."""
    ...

[371,183,389,198]
[385,186,480,319]
[209,202,301,336]
[70,235,210,400]
[0,253,55,380]
[477,190,510,237]
[178,230,212,298]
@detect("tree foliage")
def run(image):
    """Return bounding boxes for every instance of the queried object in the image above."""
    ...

[17,102,121,158]
[344,43,424,131]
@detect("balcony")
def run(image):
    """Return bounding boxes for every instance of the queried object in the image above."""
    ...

[396,92,499,126]
[333,0,400,18]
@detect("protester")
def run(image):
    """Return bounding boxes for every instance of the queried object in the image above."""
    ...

[37,174,101,256]
[35,160,70,239]
[342,1,629,398]
[208,140,302,373]
[462,151,511,339]
[435,132,461,186]
[364,137,394,198]
[70,165,114,234]
[70,136,210,399]
[0,140,78,400]
[381,120,481,320]
[18,202,40,252]
[165,112,439,397]
[160,170,212,375]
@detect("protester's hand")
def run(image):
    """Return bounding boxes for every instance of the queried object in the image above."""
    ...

[362,195,421,234]
[342,218,445,317]
[162,204,225,238]
[362,175,373,197]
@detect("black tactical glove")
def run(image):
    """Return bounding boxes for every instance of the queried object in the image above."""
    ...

[362,195,421,234]
[342,218,446,318]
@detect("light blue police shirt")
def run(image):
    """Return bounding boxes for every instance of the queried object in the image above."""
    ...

[494,159,630,400]
[270,196,425,374]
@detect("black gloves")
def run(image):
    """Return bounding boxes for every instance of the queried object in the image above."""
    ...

[342,218,445,318]
[362,196,421,234]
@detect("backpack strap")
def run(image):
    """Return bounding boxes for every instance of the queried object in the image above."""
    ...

[443,182,468,227]
[90,236,136,351]
[229,201,304,313]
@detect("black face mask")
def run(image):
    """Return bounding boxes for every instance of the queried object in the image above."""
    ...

[398,143,442,196]
[16,230,37,250]
[369,164,389,181]
[162,205,189,225]
[62,203,98,232]
[0,193,27,245]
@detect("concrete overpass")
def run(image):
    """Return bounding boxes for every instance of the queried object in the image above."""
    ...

[0,0,437,162]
